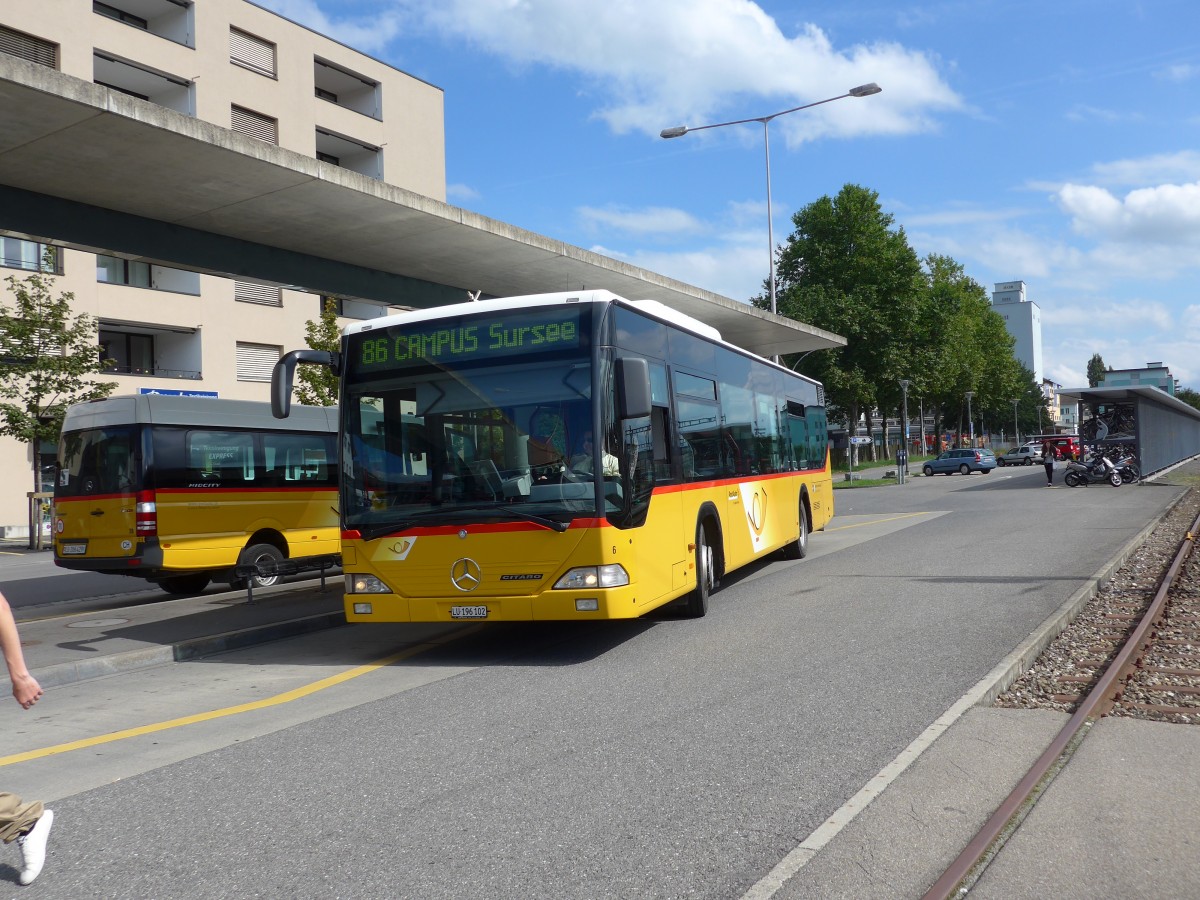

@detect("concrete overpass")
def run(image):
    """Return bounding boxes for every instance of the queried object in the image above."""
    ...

[0,54,845,360]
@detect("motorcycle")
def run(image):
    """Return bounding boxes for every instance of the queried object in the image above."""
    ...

[1114,454,1141,484]
[1063,453,1122,487]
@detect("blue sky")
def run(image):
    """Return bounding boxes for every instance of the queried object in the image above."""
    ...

[260,0,1200,390]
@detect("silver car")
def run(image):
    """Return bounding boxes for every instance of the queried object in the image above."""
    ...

[997,446,1044,466]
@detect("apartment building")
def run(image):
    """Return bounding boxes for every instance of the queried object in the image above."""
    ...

[0,0,446,536]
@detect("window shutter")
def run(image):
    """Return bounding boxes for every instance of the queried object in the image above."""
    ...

[229,27,276,77]
[234,281,282,306]
[236,342,279,382]
[231,105,278,144]
[0,26,58,68]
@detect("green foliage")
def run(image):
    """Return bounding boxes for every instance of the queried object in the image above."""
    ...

[0,265,117,491]
[294,296,340,407]
[769,184,923,430]
[1176,387,1200,411]
[1086,353,1107,388]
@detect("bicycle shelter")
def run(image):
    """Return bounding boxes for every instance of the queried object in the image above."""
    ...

[1058,386,1200,476]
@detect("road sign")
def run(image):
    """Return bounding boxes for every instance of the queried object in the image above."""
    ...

[849,437,871,446]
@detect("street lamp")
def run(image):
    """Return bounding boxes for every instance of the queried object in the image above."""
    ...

[898,378,910,484]
[1011,398,1020,447]
[660,83,882,321]
[964,391,975,448]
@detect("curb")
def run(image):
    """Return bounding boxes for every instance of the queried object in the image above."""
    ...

[32,611,347,689]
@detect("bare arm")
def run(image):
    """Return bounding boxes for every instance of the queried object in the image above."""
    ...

[0,591,42,709]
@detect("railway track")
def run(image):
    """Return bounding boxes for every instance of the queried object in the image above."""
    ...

[922,487,1200,898]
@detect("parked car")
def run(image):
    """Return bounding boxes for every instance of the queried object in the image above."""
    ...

[997,446,1043,466]
[922,448,996,476]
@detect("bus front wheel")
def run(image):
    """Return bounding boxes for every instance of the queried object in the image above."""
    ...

[781,501,809,560]
[681,523,714,618]
[159,573,211,596]
[235,543,284,588]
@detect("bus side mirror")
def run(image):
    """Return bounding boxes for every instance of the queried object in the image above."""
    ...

[272,350,340,418]
[615,357,651,420]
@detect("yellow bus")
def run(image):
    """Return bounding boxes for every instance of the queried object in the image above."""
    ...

[53,395,338,595]
[272,290,833,621]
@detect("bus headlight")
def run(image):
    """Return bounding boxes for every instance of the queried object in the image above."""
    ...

[554,565,629,590]
[345,573,392,594]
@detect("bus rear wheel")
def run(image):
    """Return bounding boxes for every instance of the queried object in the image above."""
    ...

[680,523,714,618]
[235,543,284,588]
[159,573,211,596]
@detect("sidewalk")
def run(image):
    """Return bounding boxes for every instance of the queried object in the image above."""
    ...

[17,580,345,689]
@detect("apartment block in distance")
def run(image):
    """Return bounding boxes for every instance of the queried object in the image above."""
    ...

[991,280,1043,384]
[0,0,445,536]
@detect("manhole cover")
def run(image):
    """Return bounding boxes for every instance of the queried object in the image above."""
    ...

[65,618,130,628]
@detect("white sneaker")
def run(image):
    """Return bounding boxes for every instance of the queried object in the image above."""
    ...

[17,809,53,885]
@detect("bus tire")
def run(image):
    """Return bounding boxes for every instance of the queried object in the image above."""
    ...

[236,543,284,588]
[159,573,211,595]
[681,522,713,618]
[781,499,809,560]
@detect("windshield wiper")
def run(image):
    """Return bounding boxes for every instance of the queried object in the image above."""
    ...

[448,504,570,533]
[355,504,569,541]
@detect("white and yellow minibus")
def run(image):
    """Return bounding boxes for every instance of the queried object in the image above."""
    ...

[53,395,338,594]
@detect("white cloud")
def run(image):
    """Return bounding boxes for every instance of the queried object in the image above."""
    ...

[1045,298,1172,332]
[1065,104,1135,124]
[1057,181,1200,245]
[400,0,961,141]
[1088,151,1200,188]
[905,207,1027,227]
[254,0,406,53]
[593,240,766,302]
[447,183,481,203]
[1156,63,1200,82]
[578,205,706,237]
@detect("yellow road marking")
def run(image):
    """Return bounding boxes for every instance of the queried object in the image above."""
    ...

[0,639,456,767]
[825,511,935,532]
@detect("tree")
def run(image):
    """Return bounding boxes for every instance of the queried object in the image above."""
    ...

[769,184,924,460]
[294,296,340,406]
[0,262,117,543]
[1176,387,1200,411]
[1087,353,1107,388]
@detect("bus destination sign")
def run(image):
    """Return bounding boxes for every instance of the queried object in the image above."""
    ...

[353,307,582,373]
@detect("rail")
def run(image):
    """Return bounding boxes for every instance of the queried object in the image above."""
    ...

[923,503,1200,898]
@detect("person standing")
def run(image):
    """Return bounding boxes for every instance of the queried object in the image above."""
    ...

[1043,441,1057,486]
[1,589,55,885]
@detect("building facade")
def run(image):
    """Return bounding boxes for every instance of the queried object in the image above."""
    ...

[991,280,1043,383]
[1099,362,1176,396]
[0,0,446,535]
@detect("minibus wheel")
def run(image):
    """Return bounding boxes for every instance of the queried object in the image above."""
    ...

[237,543,284,587]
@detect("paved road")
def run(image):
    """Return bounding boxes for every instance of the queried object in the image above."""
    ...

[1,464,1183,898]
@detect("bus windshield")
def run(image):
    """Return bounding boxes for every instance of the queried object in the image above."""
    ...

[343,354,605,538]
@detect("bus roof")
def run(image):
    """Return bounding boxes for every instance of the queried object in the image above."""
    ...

[61,395,337,433]
[345,289,768,363]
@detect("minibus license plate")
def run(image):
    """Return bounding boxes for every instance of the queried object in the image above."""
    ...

[61,543,87,555]
[450,605,488,619]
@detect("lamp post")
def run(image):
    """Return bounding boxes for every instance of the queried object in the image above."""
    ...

[964,391,975,448]
[660,83,882,322]
[898,378,910,484]
[1011,398,1020,447]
